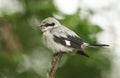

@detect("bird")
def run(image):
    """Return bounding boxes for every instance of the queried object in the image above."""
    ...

[37,17,109,57]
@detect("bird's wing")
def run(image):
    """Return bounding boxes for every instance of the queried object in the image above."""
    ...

[52,26,90,57]
[52,26,84,49]
[53,35,83,49]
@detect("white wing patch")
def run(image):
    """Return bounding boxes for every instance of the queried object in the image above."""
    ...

[65,40,71,46]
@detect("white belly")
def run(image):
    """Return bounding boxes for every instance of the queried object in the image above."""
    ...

[43,31,73,53]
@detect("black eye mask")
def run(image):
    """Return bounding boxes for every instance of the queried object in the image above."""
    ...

[45,23,55,27]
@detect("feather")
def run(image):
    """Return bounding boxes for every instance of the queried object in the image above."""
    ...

[53,35,83,49]
[88,44,109,48]
[77,50,89,57]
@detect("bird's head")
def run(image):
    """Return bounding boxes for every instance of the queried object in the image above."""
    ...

[37,17,61,32]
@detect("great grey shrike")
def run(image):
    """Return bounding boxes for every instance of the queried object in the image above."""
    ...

[37,17,109,57]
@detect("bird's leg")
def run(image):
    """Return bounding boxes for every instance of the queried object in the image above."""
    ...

[53,52,66,57]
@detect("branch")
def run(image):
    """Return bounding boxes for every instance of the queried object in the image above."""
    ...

[46,53,63,78]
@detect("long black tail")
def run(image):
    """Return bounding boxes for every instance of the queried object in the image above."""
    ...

[88,44,109,48]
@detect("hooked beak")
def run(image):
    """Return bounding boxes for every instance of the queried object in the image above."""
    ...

[37,25,43,29]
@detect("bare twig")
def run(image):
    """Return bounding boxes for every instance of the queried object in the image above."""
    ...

[46,53,63,78]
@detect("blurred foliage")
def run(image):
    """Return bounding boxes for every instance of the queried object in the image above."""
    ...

[0,0,111,78]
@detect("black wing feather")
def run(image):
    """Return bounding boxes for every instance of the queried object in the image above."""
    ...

[53,35,83,49]
[53,35,89,57]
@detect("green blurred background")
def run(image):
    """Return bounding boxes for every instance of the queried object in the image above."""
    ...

[0,0,111,78]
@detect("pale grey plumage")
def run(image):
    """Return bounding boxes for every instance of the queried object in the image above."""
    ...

[40,17,78,53]
[37,17,109,57]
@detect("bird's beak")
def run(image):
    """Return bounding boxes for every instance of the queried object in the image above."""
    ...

[37,25,42,29]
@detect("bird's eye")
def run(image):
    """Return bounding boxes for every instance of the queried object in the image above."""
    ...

[50,23,55,26]
[45,22,55,26]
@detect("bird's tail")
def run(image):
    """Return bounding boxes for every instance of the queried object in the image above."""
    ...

[87,44,109,48]
[77,43,109,57]
[82,43,109,48]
